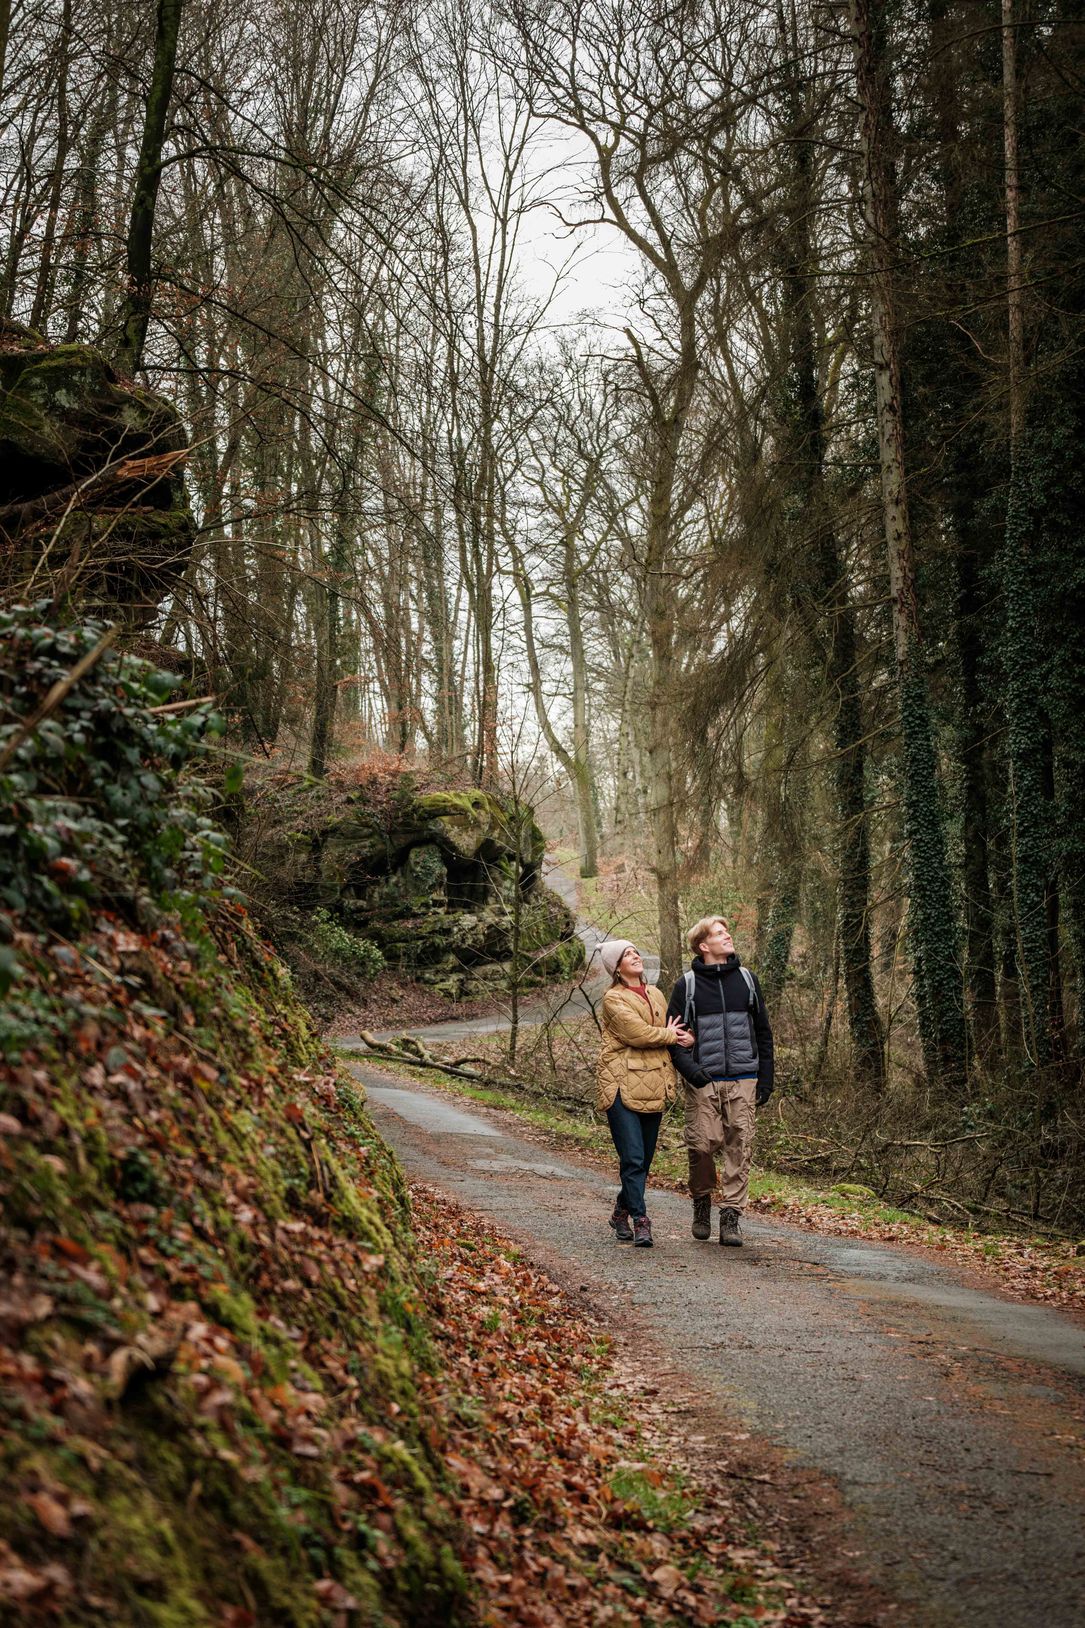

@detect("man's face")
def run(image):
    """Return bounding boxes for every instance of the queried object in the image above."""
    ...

[699,919,734,960]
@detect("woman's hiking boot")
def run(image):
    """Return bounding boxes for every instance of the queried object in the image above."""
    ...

[609,1202,634,1243]
[691,1195,712,1240]
[633,1215,653,1248]
[719,1207,742,1246]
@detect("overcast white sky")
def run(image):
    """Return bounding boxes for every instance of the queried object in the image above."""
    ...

[513,126,642,340]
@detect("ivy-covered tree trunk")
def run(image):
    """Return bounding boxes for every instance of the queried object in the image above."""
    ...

[1000,464,1055,1066]
[831,639,885,1086]
[995,0,1063,1071]
[774,20,884,1083]
[954,531,999,1058]
[849,0,966,1087]
[308,535,342,782]
[924,0,1000,1063]
[755,700,804,1005]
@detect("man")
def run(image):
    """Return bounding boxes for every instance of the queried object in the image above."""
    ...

[666,916,774,1246]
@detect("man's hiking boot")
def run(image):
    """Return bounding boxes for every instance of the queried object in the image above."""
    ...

[633,1215,653,1248]
[719,1207,742,1247]
[691,1195,712,1240]
[609,1202,634,1243]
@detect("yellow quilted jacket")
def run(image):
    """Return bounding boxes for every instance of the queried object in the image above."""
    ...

[596,984,677,1113]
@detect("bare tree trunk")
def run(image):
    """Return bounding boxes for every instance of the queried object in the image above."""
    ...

[29,0,72,334]
[564,528,599,878]
[114,0,183,374]
[0,0,10,101]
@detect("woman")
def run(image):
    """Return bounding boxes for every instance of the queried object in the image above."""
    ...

[597,939,693,1247]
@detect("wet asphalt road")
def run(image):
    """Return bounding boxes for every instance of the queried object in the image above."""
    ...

[349,1063,1085,1628]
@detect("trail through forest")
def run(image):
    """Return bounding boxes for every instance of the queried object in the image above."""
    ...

[350,1060,1085,1628]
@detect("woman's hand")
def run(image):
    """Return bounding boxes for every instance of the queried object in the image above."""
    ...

[664,1018,695,1048]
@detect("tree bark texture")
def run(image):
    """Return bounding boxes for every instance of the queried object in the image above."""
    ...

[849,0,966,1087]
[115,0,183,375]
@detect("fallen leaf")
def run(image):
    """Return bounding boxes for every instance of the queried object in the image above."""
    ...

[27,1492,71,1538]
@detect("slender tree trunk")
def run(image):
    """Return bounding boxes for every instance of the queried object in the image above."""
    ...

[309,525,343,780]
[114,0,183,374]
[63,101,110,342]
[309,583,338,779]
[849,0,966,1086]
[955,531,1000,1056]
[998,0,1056,1069]
[564,534,599,878]
[29,0,72,335]
[0,0,11,101]
[644,412,686,991]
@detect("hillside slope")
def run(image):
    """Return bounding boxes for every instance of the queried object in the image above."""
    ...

[0,609,466,1624]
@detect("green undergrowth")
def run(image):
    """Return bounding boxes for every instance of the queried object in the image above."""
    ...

[0,612,468,1625]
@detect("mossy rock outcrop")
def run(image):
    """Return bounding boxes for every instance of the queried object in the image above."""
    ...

[0,320,194,622]
[271,779,582,999]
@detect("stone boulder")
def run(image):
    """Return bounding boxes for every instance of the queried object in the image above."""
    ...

[278,782,583,999]
[0,321,194,623]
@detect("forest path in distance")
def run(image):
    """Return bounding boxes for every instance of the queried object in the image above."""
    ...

[348,1062,1085,1628]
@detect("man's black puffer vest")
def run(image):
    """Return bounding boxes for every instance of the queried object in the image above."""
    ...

[665,955,774,1090]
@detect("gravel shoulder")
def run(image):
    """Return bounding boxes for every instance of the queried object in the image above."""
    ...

[350,1061,1085,1628]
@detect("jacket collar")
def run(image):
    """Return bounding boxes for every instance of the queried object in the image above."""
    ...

[690,953,742,979]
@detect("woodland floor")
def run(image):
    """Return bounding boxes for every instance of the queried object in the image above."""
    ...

[349,1059,1085,1628]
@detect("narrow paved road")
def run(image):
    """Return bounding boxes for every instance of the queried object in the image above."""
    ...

[350,1062,1085,1628]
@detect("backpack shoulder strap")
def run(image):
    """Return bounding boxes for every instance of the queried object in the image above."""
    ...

[740,966,758,1010]
[683,968,696,1028]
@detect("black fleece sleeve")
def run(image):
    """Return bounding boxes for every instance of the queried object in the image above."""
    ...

[666,978,712,1088]
[753,973,774,1095]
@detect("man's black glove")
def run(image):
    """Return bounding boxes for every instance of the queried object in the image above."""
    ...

[755,1081,773,1108]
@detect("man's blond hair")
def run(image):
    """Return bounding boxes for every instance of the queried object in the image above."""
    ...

[686,915,728,956]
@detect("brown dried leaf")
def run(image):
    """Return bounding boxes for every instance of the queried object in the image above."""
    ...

[26,1491,72,1538]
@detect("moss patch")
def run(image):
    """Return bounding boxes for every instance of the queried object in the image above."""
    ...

[0,918,469,1624]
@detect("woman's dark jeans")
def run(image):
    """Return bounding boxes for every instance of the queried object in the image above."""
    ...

[606,1092,662,1219]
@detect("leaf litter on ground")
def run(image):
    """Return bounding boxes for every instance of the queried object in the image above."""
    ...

[410,1184,832,1628]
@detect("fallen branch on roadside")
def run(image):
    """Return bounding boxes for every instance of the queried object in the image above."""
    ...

[353,1032,591,1110]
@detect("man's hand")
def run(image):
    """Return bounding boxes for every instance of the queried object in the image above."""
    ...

[665,1018,695,1048]
[755,1081,773,1107]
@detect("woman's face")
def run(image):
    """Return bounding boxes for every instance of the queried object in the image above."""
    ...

[618,946,645,982]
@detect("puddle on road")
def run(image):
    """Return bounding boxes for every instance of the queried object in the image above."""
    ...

[803,1242,927,1284]
[469,1155,580,1179]
[363,1086,501,1137]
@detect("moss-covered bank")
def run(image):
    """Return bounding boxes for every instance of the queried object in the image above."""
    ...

[0,613,467,1624]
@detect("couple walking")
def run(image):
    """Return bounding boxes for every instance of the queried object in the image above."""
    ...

[596,916,774,1248]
